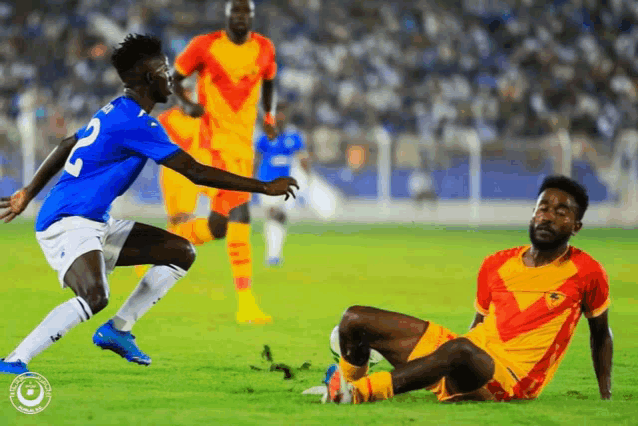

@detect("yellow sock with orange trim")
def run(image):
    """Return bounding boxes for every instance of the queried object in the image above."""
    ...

[226,222,252,291]
[351,372,394,404]
[169,218,213,246]
[339,358,369,382]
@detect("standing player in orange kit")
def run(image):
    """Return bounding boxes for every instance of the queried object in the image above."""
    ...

[168,0,278,324]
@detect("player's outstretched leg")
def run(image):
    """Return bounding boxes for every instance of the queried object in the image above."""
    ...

[264,207,287,267]
[324,305,430,386]
[94,223,196,365]
[325,305,495,404]
[226,203,271,324]
[1,251,107,374]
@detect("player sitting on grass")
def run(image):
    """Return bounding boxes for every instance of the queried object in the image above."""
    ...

[0,34,297,374]
[325,175,613,403]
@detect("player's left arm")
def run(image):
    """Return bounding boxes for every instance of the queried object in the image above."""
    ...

[295,133,311,173]
[0,134,78,222]
[587,310,613,400]
[583,262,613,400]
[261,38,278,140]
[469,313,485,330]
[262,79,277,140]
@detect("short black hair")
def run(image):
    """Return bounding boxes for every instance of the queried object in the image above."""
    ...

[538,175,589,221]
[111,34,163,81]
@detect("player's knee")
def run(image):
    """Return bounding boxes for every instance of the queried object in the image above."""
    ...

[447,338,483,368]
[85,285,109,314]
[339,305,368,335]
[269,208,286,224]
[228,204,250,224]
[179,240,197,270]
[208,214,228,239]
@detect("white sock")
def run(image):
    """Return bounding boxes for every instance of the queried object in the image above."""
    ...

[265,220,286,260]
[112,264,186,332]
[6,297,92,364]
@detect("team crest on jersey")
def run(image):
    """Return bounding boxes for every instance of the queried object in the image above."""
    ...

[544,291,566,309]
[148,120,158,127]
[284,136,295,148]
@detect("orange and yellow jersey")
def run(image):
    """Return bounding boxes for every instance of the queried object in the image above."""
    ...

[157,106,213,165]
[466,245,610,400]
[174,30,276,158]
[157,107,199,152]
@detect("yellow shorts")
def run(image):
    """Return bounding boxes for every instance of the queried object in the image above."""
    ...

[407,323,523,402]
[160,148,254,218]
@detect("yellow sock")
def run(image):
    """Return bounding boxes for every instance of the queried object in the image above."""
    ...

[339,358,369,382]
[170,218,213,245]
[351,372,394,404]
[227,222,252,291]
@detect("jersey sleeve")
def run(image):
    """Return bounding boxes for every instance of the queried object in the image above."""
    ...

[475,256,493,316]
[582,262,611,318]
[118,118,181,163]
[262,40,277,80]
[175,35,206,77]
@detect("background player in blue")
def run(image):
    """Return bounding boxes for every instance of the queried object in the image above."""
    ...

[0,34,297,374]
[255,102,310,266]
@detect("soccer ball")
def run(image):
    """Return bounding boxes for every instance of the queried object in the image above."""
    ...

[329,325,385,367]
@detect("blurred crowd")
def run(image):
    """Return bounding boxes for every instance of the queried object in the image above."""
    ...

[1,0,637,184]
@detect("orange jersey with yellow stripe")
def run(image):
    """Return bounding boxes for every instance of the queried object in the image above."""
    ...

[157,107,200,152]
[174,31,276,158]
[467,245,610,400]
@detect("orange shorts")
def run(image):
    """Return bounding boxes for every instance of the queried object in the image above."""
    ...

[160,148,253,218]
[407,323,523,402]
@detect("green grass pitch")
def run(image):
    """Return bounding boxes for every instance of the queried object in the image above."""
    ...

[1,220,637,425]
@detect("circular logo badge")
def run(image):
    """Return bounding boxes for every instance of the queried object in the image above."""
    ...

[9,372,52,414]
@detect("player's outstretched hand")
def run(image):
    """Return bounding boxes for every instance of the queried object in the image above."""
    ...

[264,122,278,140]
[184,102,205,118]
[0,188,30,223]
[265,177,299,200]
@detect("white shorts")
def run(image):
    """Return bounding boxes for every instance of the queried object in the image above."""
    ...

[259,193,296,212]
[36,216,135,288]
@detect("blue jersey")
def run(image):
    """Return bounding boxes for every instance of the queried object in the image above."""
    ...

[255,130,304,181]
[35,96,180,232]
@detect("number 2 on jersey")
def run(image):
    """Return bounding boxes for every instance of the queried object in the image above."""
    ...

[64,118,100,177]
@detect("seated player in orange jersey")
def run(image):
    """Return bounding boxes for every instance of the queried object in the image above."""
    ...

[325,175,613,404]
[168,0,279,324]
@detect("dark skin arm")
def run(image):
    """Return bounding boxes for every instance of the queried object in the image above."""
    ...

[587,310,613,400]
[172,71,204,118]
[469,312,485,330]
[262,79,277,140]
[162,149,298,199]
[0,135,78,223]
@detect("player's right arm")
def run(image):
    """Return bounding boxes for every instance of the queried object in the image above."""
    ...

[0,134,78,223]
[469,255,493,330]
[162,149,298,199]
[172,35,207,118]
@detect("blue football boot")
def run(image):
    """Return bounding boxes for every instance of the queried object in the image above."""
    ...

[266,257,283,267]
[323,363,354,404]
[0,358,29,375]
[93,320,151,366]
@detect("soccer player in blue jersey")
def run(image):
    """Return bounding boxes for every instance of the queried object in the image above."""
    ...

[0,34,297,374]
[255,102,310,266]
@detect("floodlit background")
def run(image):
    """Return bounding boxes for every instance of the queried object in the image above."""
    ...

[1,0,638,225]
